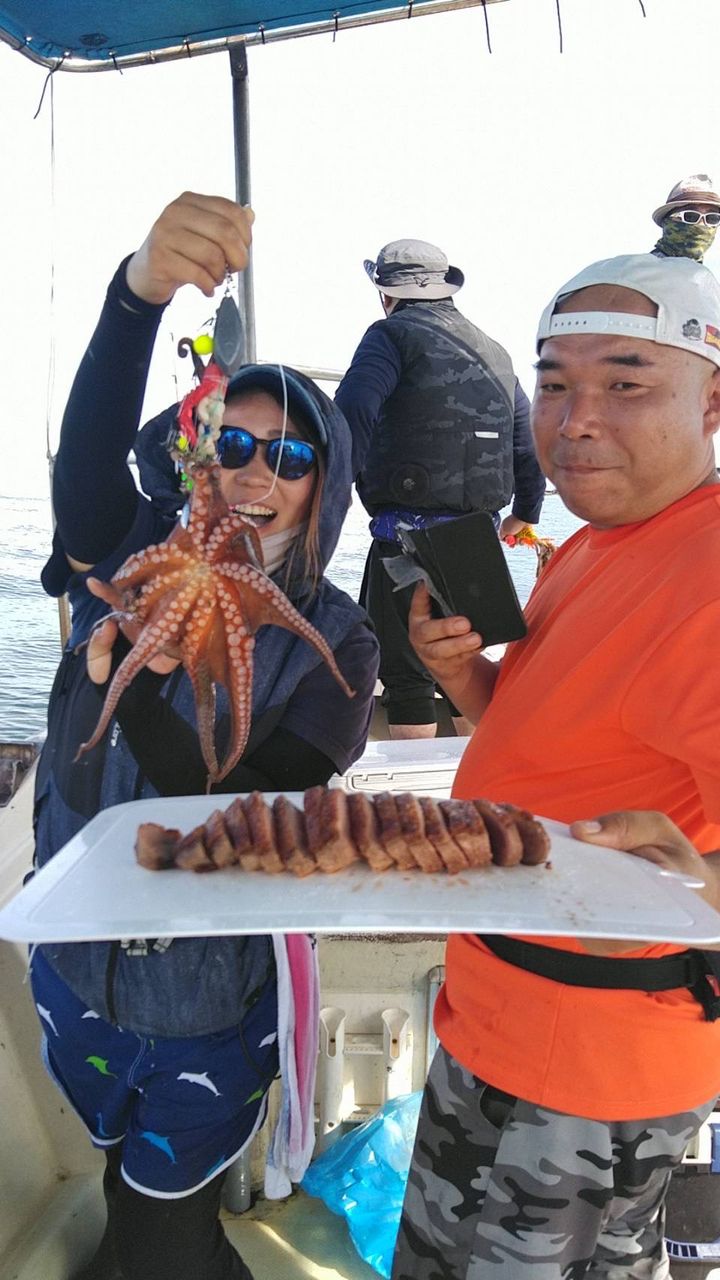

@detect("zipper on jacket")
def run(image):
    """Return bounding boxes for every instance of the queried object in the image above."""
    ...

[105,941,121,1024]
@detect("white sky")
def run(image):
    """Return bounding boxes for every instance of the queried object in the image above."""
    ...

[2,0,720,499]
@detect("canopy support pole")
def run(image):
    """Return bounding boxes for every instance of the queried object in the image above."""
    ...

[229,44,257,363]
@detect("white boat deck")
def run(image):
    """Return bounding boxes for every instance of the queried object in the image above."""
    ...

[2,1177,376,1280]
[3,1174,377,1279]
[223,1190,377,1279]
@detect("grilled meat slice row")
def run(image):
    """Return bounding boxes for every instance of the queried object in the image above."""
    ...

[134,790,550,874]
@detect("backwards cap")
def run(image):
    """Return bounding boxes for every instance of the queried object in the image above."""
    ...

[536,253,720,369]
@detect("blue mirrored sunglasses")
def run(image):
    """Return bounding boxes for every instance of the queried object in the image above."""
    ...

[217,427,317,480]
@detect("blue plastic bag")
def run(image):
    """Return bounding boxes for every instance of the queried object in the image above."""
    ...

[301,1091,422,1278]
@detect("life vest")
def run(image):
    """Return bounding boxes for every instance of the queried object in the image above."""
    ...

[357,300,517,516]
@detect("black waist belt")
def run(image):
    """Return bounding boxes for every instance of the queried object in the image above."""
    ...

[478,933,720,1022]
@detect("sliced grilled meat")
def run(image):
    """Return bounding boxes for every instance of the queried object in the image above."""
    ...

[174,823,215,872]
[304,786,358,872]
[135,822,181,870]
[472,799,524,866]
[346,792,394,871]
[395,792,444,873]
[204,809,237,868]
[374,791,417,870]
[439,799,492,867]
[133,790,551,875]
[418,796,468,874]
[224,795,261,871]
[498,803,552,865]
[273,795,317,878]
[243,791,284,874]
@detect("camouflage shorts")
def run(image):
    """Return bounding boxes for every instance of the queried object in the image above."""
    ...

[392,1045,715,1279]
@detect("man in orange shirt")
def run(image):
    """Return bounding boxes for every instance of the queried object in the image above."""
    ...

[392,254,720,1279]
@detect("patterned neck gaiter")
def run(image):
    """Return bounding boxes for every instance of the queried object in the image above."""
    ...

[654,217,717,261]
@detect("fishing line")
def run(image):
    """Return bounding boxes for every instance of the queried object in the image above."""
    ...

[554,0,564,52]
[256,360,289,504]
[40,72,72,648]
[480,0,492,53]
[44,73,57,471]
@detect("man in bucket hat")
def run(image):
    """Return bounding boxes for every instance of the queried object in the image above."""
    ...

[336,238,545,739]
[393,252,720,1279]
[651,173,720,262]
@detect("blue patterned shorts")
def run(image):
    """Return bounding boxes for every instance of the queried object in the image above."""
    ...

[31,947,279,1198]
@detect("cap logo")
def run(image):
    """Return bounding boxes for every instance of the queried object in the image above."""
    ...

[682,319,702,340]
[705,324,720,352]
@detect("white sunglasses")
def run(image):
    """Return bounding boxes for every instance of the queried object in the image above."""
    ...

[669,209,720,227]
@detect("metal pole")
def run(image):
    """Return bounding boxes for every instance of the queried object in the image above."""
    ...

[229,44,257,364]
[46,452,71,649]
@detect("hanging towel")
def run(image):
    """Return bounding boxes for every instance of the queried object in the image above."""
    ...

[265,933,320,1198]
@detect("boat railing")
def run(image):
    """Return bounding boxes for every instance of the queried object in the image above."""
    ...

[0,739,43,807]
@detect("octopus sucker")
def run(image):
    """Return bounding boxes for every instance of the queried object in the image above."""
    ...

[77,462,355,787]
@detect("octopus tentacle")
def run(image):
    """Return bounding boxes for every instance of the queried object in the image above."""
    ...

[214,583,255,780]
[218,561,356,699]
[76,586,199,759]
[187,659,218,787]
[112,543,192,593]
[178,590,221,784]
[183,463,227,557]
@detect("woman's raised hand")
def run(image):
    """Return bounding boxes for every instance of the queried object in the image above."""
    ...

[125,192,255,306]
[85,577,180,684]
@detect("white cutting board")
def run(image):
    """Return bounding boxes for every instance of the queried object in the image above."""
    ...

[1,794,719,945]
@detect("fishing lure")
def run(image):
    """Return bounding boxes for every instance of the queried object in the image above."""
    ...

[174,282,246,472]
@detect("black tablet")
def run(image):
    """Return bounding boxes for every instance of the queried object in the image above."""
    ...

[397,512,527,647]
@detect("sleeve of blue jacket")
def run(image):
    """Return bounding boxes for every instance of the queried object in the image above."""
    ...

[510,380,546,525]
[335,324,402,479]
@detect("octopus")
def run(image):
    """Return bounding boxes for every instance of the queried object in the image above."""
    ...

[76,461,355,787]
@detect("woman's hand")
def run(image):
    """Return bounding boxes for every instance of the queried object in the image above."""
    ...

[125,192,255,306]
[570,809,720,954]
[86,577,180,684]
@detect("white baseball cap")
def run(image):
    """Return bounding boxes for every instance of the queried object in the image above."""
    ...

[536,253,720,369]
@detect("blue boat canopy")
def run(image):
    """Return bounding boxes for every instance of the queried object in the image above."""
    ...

[0,0,506,69]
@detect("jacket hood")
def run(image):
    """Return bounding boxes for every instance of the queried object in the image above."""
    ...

[134,364,354,581]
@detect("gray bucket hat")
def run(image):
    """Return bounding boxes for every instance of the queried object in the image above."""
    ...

[652,174,720,225]
[364,238,464,300]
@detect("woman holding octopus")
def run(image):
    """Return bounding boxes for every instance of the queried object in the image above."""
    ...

[30,192,379,1280]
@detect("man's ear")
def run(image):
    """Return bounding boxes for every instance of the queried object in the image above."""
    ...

[703,367,720,437]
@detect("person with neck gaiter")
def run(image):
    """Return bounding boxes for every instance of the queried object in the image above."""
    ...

[651,173,720,261]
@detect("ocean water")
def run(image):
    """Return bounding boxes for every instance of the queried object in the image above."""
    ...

[0,492,581,742]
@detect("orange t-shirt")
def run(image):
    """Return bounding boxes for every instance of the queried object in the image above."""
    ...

[437,484,720,1120]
